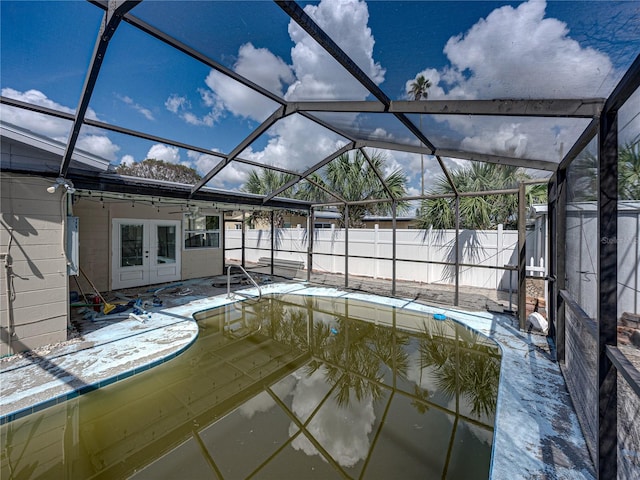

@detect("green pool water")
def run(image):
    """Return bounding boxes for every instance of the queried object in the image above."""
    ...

[1,294,501,479]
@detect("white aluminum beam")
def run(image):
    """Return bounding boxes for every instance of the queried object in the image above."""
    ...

[263,142,355,203]
[191,106,286,195]
[289,98,605,118]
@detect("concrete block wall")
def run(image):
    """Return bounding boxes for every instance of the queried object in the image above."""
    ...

[72,196,110,292]
[0,173,68,355]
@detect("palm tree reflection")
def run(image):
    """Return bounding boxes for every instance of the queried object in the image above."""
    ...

[308,315,410,407]
[418,321,500,419]
[252,297,499,420]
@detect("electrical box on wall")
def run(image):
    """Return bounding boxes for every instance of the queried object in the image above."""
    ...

[66,216,79,276]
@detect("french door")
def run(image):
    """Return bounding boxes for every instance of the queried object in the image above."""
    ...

[112,219,181,289]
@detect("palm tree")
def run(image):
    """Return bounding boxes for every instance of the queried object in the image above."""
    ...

[566,140,639,202]
[416,163,546,230]
[241,169,300,228]
[408,75,432,196]
[619,140,640,200]
[302,150,409,228]
[241,151,408,228]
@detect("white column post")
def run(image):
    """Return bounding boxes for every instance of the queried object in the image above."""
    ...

[374,224,379,279]
[496,223,504,290]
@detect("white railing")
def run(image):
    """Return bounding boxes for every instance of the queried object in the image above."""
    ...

[227,264,262,301]
[527,257,546,277]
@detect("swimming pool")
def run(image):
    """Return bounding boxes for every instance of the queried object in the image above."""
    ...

[1,293,500,479]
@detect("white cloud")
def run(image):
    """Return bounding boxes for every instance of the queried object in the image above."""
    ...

[76,134,120,161]
[182,111,217,127]
[165,93,220,126]
[168,42,292,126]
[146,144,180,163]
[2,88,75,139]
[118,94,155,121]
[204,70,280,123]
[1,88,123,161]
[286,0,385,101]
[247,0,385,176]
[441,0,614,99]
[166,0,386,190]
[187,149,250,189]
[243,115,346,173]
[239,374,297,419]
[119,154,135,167]
[461,123,528,158]
[406,0,616,164]
[288,367,375,468]
[236,43,295,97]
[165,94,188,114]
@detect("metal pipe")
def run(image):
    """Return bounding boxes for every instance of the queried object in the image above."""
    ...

[518,182,527,329]
[392,200,397,295]
[344,204,349,289]
[597,105,619,479]
[307,208,314,282]
[241,210,246,268]
[555,167,567,362]
[227,264,262,301]
[1,243,14,355]
[270,210,275,277]
[310,188,521,209]
[508,268,514,313]
[454,196,460,306]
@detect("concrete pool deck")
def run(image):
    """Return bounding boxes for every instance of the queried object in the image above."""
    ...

[0,282,595,479]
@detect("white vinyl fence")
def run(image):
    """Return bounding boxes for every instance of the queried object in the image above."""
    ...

[225,225,536,291]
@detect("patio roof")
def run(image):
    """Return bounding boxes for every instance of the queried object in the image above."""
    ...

[0,0,638,208]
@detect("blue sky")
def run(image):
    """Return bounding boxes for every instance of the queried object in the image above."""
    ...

[2,0,639,195]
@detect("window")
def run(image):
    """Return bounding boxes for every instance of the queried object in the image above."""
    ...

[184,214,220,249]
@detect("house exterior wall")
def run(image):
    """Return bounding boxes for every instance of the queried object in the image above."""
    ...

[1,173,68,355]
[181,247,224,279]
[72,197,224,291]
[361,219,418,229]
[72,197,111,292]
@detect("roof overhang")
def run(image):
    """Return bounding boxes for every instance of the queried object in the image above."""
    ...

[1,121,113,175]
[70,172,312,212]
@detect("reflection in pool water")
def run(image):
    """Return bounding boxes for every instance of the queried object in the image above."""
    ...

[0,294,501,479]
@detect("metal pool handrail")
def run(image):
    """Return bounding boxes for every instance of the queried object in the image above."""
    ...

[227,265,262,301]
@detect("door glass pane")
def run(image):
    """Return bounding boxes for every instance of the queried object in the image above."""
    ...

[121,225,143,267]
[157,225,176,264]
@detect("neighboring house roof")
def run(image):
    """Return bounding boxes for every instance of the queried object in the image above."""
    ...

[1,121,113,175]
[314,211,341,220]
[362,215,417,222]
[312,210,417,222]
[529,204,548,218]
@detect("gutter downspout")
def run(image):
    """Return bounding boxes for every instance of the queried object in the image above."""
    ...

[1,227,15,355]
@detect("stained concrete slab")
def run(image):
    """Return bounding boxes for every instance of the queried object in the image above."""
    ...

[0,281,594,479]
